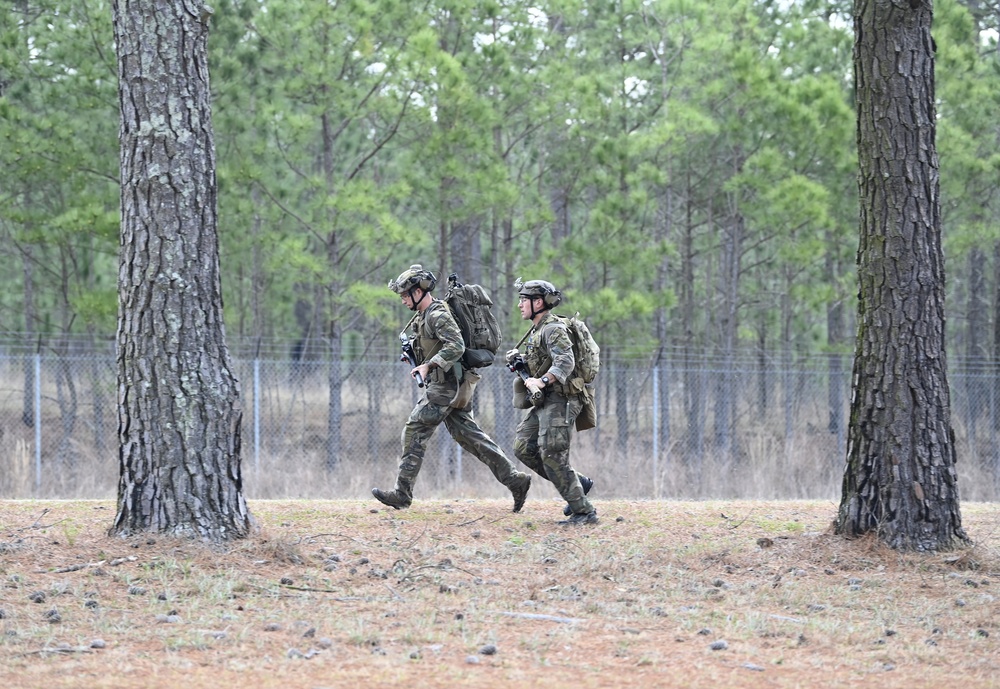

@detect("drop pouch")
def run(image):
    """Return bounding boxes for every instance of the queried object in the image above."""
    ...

[575,384,597,431]
[449,369,481,409]
[512,376,532,409]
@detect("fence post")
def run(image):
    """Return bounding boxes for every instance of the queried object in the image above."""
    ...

[652,365,659,498]
[253,358,260,471]
[34,353,41,493]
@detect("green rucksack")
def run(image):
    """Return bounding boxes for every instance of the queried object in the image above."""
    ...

[445,273,503,369]
[559,313,600,384]
[556,313,599,431]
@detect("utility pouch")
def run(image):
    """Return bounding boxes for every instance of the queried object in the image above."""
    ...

[461,348,496,368]
[512,377,532,409]
[575,384,597,431]
[450,369,481,409]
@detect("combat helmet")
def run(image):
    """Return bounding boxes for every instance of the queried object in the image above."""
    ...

[515,277,562,308]
[389,264,437,295]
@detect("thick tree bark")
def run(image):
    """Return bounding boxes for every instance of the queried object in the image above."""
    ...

[111,0,251,540]
[836,0,966,551]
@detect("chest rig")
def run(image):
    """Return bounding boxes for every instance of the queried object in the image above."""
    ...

[523,325,553,378]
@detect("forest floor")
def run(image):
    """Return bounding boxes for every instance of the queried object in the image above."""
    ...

[0,498,998,689]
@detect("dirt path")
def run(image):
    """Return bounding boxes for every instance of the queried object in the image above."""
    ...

[1,499,997,688]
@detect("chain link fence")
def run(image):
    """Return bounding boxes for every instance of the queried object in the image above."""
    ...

[2,345,998,502]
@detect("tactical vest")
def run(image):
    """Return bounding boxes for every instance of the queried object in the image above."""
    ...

[413,300,451,384]
[524,318,572,396]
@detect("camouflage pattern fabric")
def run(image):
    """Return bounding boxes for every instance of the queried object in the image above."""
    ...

[514,315,594,515]
[395,397,525,500]
[413,300,465,396]
[522,313,576,395]
[390,298,527,499]
[513,392,593,514]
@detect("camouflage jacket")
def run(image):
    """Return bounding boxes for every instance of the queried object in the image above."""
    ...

[412,299,465,383]
[523,312,575,393]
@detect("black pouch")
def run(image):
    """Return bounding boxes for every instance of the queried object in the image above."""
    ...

[461,348,495,368]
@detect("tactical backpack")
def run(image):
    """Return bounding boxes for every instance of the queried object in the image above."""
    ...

[512,310,600,429]
[555,313,600,431]
[445,273,502,369]
[559,313,600,384]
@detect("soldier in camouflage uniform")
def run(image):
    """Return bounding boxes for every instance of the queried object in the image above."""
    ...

[507,279,598,525]
[372,265,532,512]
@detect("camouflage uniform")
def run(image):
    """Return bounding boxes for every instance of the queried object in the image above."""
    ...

[514,312,595,517]
[386,298,531,508]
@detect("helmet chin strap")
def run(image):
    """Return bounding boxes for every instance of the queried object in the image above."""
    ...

[529,298,548,320]
[407,287,428,310]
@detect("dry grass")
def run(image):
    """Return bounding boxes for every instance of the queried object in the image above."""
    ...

[1,498,998,689]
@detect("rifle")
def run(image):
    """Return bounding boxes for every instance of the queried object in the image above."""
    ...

[507,352,543,405]
[399,331,424,388]
[399,314,424,388]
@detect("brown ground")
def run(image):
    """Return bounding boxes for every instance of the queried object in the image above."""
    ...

[1,498,997,689]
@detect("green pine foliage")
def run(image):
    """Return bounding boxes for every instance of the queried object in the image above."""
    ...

[1,0,997,367]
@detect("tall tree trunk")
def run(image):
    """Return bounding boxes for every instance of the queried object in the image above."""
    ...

[88,326,109,464]
[54,246,79,480]
[550,185,570,244]
[965,247,987,460]
[320,103,343,473]
[438,215,450,279]
[489,172,514,451]
[825,235,845,457]
[654,184,672,485]
[836,0,966,551]
[450,218,482,285]
[681,170,704,471]
[781,264,794,459]
[54,348,78,483]
[713,204,742,456]
[992,240,1000,488]
[111,0,251,540]
[21,242,36,429]
[496,215,516,453]
[615,358,629,457]
[756,313,768,419]
[326,327,343,472]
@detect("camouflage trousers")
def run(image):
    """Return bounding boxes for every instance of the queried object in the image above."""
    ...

[513,392,593,515]
[393,396,524,500]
